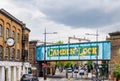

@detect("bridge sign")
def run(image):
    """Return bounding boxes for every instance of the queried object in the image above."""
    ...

[36,41,111,61]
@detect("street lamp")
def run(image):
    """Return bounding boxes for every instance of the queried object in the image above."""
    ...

[85,30,99,81]
[43,28,57,80]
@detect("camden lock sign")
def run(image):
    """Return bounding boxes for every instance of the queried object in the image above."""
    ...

[36,41,111,61]
[47,46,97,57]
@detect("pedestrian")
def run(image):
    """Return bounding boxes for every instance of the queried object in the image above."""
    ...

[92,70,96,80]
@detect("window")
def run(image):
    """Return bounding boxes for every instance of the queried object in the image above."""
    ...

[29,49,33,59]
[12,31,15,39]
[17,33,20,41]
[0,46,3,59]
[6,28,9,39]
[5,47,9,60]
[0,25,2,36]
[24,34,28,41]
[16,49,20,60]
[11,48,15,59]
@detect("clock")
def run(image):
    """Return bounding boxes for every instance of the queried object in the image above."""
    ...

[6,38,15,46]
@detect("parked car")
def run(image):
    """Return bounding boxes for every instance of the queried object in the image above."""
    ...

[66,68,73,73]
[20,74,39,81]
[66,68,73,78]
[74,69,79,73]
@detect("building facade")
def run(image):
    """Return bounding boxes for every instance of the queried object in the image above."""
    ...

[29,40,39,75]
[106,31,120,62]
[0,9,30,81]
[106,31,120,71]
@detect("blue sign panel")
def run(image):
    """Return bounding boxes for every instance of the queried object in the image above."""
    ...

[36,41,111,61]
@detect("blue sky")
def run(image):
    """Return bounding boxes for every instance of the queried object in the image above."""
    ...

[0,0,120,43]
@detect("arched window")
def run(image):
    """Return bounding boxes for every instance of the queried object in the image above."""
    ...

[0,46,3,59]
[6,28,9,39]
[24,34,28,41]
[11,48,15,59]
[0,25,2,36]
[5,47,9,60]
[17,33,20,41]
[16,49,20,60]
[12,31,15,39]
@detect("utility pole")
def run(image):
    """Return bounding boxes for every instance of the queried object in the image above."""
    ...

[43,28,57,80]
[86,30,99,81]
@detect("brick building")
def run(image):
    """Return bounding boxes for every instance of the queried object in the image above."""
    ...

[106,31,120,71]
[29,40,39,75]
[0,8,30,81]
[106,31,120,62]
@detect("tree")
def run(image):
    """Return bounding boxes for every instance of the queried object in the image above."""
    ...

[113,54,120,80]
[56,40,64,44]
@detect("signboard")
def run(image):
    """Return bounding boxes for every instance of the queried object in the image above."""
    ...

[36,41,111,61]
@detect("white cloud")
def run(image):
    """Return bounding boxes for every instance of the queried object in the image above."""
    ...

[0,0,120,43]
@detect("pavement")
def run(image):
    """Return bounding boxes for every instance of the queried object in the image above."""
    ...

[38,69,111,81]
[39,76,112,81]
[39,77,111,81]
[39,77,92,81]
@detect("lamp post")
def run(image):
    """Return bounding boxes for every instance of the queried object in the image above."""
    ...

[43,28,57,80]
[85,30,99,81]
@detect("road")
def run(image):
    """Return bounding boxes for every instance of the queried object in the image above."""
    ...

[39,69,111,81]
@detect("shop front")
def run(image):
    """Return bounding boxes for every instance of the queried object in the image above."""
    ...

[0,61,22,81]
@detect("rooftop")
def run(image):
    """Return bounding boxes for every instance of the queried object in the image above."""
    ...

[0,8,30,32]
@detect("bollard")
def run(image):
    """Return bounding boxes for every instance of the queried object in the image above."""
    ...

[68,76,70,80]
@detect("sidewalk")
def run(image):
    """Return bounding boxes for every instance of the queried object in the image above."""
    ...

[38,77,89,81]
[38,69,111,81]
[39,76,111,81]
